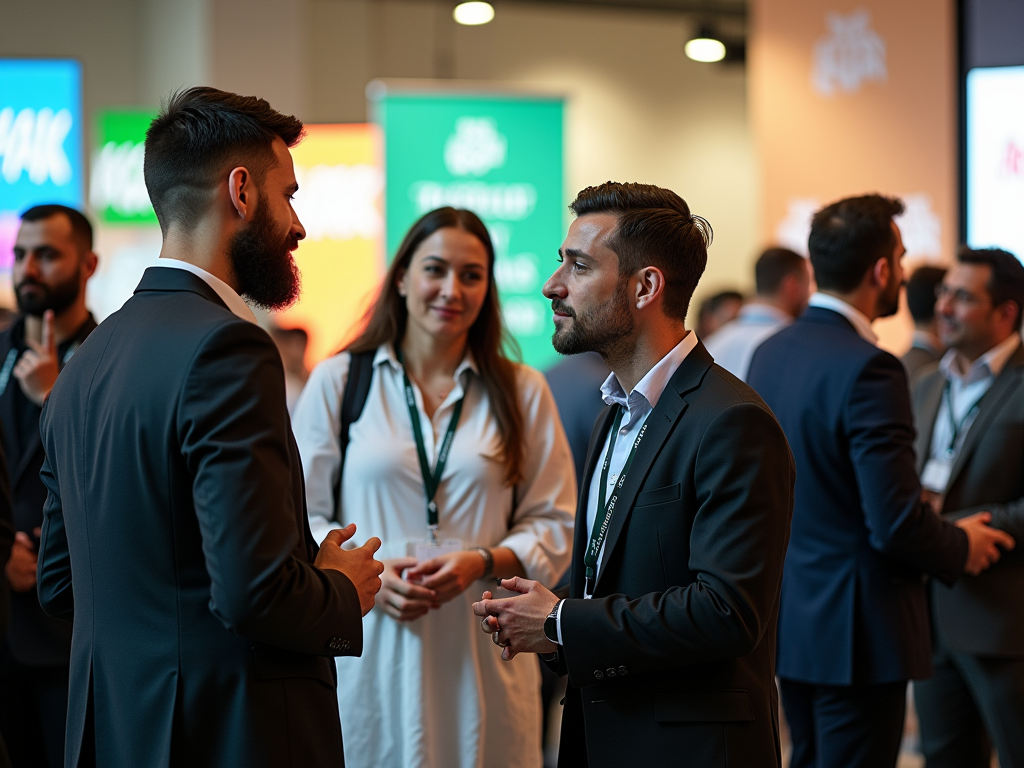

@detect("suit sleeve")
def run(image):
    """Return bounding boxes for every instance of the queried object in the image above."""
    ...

[559,401,794,684]
[0,432,13,637]
[948,499,1024,543]
[179,321,362,657]
[37,439,73,621]
[846,351,967,584]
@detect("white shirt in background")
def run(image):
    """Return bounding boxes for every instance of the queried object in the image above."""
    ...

[705,303,792,381]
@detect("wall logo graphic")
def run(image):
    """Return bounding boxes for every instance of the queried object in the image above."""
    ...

[444,117,507,177]
[1002,140,1024,179]
[90,140,149,218]
[0,107,74,185]
[812,9,887,96]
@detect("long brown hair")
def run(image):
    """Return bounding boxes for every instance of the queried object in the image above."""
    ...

[347,207,524,485]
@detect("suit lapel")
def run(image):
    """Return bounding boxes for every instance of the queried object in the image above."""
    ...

[591,343,713,594]
[947,347,1024,492]
[570,406,617,598]
[914,374,945,474]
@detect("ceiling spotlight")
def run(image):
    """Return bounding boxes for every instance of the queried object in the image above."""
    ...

[454,2,495,25]
[685,27,726,63]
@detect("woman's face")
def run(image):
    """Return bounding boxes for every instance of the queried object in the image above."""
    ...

[397,226,490,345]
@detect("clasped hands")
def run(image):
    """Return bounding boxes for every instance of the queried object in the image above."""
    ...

[376,550,491,622]
[472,577,559,662]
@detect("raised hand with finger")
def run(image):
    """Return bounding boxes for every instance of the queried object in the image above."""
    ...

[314,523,385,616]
[13,309,59,406]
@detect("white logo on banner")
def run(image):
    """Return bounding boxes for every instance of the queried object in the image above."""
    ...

[775,194,942,261]
[812,9,887,96]
[0,107,74,185]
[292,164,383,241]
[90,141,151,216]
[444,117,507,177]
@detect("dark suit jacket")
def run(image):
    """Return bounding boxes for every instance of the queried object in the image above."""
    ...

[37,268,363,768]
[0,437,13,642]
[902,343,942,388]
[0,315,94,666]
[913,342,1024,658]
[550,343,795,768]
[748,307,968,686]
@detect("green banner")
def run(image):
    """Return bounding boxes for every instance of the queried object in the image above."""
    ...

[90,110,157,224]
[374,90,564,369]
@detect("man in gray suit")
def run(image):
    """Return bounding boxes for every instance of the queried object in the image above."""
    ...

[37,87,384,768]
[912,246,1024,768]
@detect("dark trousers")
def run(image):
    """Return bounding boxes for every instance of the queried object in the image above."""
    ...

[915,634,1024,768]
[0,651,69,768]
[779,677,906,768]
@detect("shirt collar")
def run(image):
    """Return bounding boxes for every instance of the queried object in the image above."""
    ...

[940,333,1021,386]
[374,343,480,379]
[600,331,699,411]
[737,302,790,324]
[808,292,878,345]
[151,258,258,324]
[911,330,942,355]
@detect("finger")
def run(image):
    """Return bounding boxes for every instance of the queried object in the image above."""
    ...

[42,310,55,353]
[361,536,382,555]
[418,569,457,589]
[502,646,518,662]
[974,511,993,523]
[387,577,436,600]
[33,527,41,537]
[994,531,1016,550]
[389,557,419,573]
[500,576,535,594]
[406,557,444,579]
[14,532,34,548]
[326,524,356,547]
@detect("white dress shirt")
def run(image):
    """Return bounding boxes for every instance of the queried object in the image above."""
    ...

[704,303,791,381]
[922,334,1021,492]
[555,331,699,641]
[808,292,878,345]
[150,258,258,324]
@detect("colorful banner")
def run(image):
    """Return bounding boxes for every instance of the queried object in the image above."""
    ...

[275,124,385,366]
[91,110,158,224]
[373,89,564,369]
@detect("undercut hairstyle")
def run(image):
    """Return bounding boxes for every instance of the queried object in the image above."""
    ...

[957,246,1024,330]
[569,182,712,322]
[144,86,304,234]
[905,266,946,324]
[348,208,525,486]
[808,194,904,293]
[755,247,806,296]
[20,204,93,252]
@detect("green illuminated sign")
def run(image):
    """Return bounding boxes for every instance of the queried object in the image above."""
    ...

[90,110,157,224]
[374,90,564,369]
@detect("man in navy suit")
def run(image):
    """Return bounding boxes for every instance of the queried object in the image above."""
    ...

[747,194,1014,768]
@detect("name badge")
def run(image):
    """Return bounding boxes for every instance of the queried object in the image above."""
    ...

[408,538,462,564]
[921,456,954,493]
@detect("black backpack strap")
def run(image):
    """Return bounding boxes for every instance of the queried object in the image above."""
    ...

[332,350,376,522]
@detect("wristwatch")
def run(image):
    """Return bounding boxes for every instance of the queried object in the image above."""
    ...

[544,600,563,644]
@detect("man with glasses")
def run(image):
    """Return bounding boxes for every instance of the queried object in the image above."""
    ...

[912,247,1024,768]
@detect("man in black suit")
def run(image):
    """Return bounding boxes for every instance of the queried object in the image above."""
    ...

[0,205,97,768]
[0,441,14,768]
[36,87,384,768]
[912,247,1024,768]
[474,182,796,768]
[747,195,1013,768]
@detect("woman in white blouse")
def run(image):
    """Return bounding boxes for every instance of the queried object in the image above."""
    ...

[291,207,576,768]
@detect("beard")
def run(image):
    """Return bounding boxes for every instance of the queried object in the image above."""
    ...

[228,194,301,312]
[877,274,902,319]
[15,270,81,317]
[551,279,635,357]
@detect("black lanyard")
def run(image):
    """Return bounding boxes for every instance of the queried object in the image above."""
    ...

[584,406,648,595]
[943,380,986,458]
[398,353,466,541]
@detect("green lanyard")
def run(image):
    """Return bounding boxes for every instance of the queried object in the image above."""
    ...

[943,380,986,458]
[584,406,648,595]
[398,353,467,541]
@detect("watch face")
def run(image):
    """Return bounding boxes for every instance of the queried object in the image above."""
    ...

[544,610,559,643]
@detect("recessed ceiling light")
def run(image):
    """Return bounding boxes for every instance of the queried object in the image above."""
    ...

[685,27,727,63]
[454,2,495,26]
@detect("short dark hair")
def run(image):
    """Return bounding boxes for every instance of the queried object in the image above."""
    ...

[905,266,946,323]
[808,194,904,293]
[957,246,1024,330]
[19,204,93,252]
[144,87,304,234]
[755,247,806,296]
[569,182,712,321]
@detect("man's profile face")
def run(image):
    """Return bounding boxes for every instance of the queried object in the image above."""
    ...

[542,213,635,358]
[877,220,906,319]
[12,214,88,317]
[229,137,306,311]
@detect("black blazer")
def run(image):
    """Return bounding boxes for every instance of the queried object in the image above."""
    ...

[748,307,967,686]
[913,343,1024,658]
[551,343,795,768]
[0,316,93,666]
[0,437,13,643]
[37,268,363,768]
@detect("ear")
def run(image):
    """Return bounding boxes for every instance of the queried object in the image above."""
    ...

[996,300,1019,330]
[228,166,254,220]
[872,256,890,289]
[82,250,98,280]
[395,266,408,298]
[634,266,667,311]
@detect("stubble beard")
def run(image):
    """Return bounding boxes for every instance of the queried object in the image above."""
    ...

[551,279,635,359]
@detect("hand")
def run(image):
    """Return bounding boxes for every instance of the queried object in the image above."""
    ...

[6,531,38,592]
[956,511,1016,575]
[920,489,942,516]
[13,310,59,407]
[472,577,558,661]
[314,524,385,616]
[406,550,486,604]
[377,557,438,622]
